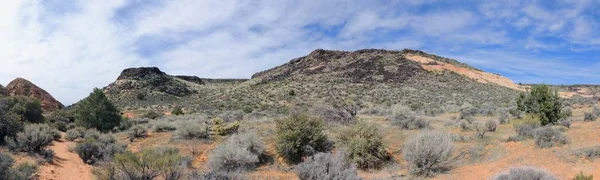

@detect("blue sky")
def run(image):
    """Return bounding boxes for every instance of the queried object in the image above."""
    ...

[0,0,599,105]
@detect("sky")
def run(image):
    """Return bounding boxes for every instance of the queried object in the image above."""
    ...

[1,0,600,105]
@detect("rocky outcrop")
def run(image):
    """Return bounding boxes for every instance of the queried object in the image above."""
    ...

[105,67,194,97]
[6,78,64,111]
[174,75,205,85]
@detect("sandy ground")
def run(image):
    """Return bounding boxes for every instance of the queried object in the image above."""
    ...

[37,137,93,180]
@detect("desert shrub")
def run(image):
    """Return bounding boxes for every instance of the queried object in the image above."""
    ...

[584,112,596,121]
[473,123,486,139]
[210,118,240,136]
[498,109,510,124]
[65,127,86,141]
[459,120,471,131]
[575,146,600,159]
[84,128,101,140]
[492,167,557,180]
[516,84,564,126]
[339,123,390,169]
[0,152,38,180]
[117,118,134,131]
[153,121,177,132]
[127,125,148,141]
[142,111,162,119]
[311,105,355,124]
[403,130,454,176]
[275,114,332,164]
[594,106,600,116]
[95,147,185,180]
[391,115,429,130]
[459,107,478,119]
[533,126,569,148]
[574,172,594,180]
[136,92,146,100]
[208,132,267,172]
[75,134,127,164]
[485,119,498,132]
[188,171,245,180]
[297,152,361,180]
[514,124,540,138]
[75,88,122,132]
[507,135,525,142]
[562,106,573,117]
[5,124,57,154]
[46,112,72,132]
[172,107,184,116]
[175,122,210,140]
[559,119,571,128]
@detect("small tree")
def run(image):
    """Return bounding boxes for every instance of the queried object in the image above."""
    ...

[75,88,122,132]
[516,85,564,126]
[275,114,331,164]
[0,99,23,143]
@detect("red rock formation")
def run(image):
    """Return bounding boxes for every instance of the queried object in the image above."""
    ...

[6,78,64,111]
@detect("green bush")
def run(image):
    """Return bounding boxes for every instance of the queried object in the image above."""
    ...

[210,118,239,136]
[573,172,593,180]
[275,114,332,164]
[5,124,57,154]
[403,130,454,176]
[171,107,184,116]
[75,88,122,132]
[516,84,564,126]
[208,132,267,172]
[338,123,390,169]
[4,96,44,123]
[0,99,24,143]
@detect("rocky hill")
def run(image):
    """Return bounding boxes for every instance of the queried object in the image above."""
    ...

[105,49,521,114]
[6,78,64,111]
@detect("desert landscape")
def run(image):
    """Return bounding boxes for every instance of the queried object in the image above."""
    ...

[1,1,599,180]
[1,49,600,180]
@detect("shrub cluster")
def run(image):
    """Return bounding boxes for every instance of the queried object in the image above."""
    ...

[172,107,184,116]
[127,125,148,141]
[296,152,361,180]
[153,121,177,132]
[403,130,455,176]
[515,84,564,126]
[94,147,185,180]
[533,126,569,148]
[175,122,210,140]
[5,124,58,159]
[0,99,24,142]
[208,132,267,172]
[584,112,596,121]
[0,152,38,180]
[74,133,127,164]
[210,118,239,136]
[492,167,557,180]
[310,105,356,124]
[339,123,390,169]
[275,114,332,164]
[575,146,600,160]
[391,115,429,130]
[485,119,498,132]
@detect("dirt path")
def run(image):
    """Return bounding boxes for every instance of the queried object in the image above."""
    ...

[37,138,93,180]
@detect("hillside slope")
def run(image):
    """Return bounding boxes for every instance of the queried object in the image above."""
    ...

[6,78,64,111]
[105,49,520,114]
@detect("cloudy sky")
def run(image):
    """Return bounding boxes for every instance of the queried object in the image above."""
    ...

[1,0,599,105]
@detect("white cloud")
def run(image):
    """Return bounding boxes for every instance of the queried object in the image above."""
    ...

[0,0,599,105]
